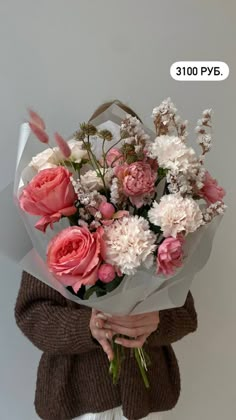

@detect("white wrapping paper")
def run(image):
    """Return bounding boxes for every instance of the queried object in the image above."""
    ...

[0,104,223,315]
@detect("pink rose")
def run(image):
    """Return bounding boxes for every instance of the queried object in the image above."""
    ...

[157,236,184,276]
[199,171,225,204]
[106,148,123,167]
[98,263,116,283]
[19,167,77,232]
[99,202,115,219]
[115,161,157,208]
[47,226,106,292]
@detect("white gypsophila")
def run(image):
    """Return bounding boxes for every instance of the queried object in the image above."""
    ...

[203,109,212,117]
[104,216,157,275]
[166,165,206,195]
[202,201,227,223]
[29,148,59,171]
[104,167,114,187]
[152,98,177,121]
[197,133,212,152]
[148,193,203,238]
[80,170,104,191]
[110,178,120,205]
[121,115,150,143]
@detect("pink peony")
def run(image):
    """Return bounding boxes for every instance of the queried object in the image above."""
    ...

[99,202,115,219]
[115,161,157,208]
[106,148,123,167]
[199,171,225,204]
[157,236,185,276]
[47,226,106,292]
[19,167,77,232]
[98,263,116,283]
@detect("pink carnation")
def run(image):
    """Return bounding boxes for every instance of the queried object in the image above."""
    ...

[157,236,184,276]
[98,263,116,283]
[199,171,225,204]
[115,161,157,208]
[47,226,106,292]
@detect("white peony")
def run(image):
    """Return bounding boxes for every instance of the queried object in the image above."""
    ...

[148,194,203,237]
[104,216,157,275]
[29,148,58,171]
[67,138,88,163]
[80,170,104,191]
[29,139,87,172]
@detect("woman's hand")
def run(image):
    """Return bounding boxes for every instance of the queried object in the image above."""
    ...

[96,311,160,349]
[90,309,115,361]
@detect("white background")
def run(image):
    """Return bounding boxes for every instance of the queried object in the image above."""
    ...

[0,1,235,419]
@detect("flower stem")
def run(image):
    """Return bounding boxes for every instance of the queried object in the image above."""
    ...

[134,347,150,389]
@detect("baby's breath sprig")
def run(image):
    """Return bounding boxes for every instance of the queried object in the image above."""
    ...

[152,98,188,141]
[195,109,213,164]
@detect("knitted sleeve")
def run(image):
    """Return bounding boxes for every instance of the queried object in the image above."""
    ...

[148,291,198,347]
[15,271,100,355]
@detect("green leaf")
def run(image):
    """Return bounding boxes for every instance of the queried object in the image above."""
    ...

[158,167,168,177]
[104,275,124,293]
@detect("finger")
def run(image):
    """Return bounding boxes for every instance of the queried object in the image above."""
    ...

[103,322,155,338]
[92,324,114,342]
[99,338,114,361]
[92,308,99,316]
[107,314,144,325]
[108,314,159,328]
[114,334,148,349]
[93,317,113,331]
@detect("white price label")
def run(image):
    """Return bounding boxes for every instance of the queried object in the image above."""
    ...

[170,61,229,81]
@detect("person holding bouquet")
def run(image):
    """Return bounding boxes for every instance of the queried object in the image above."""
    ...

[15,101,198,420]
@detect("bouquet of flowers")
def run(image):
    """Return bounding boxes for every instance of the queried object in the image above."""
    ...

[0,99,226,387]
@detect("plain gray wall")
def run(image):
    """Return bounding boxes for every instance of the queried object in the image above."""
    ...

[0,1,235,419]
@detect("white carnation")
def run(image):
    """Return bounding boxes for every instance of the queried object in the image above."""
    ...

[147,135,199,174]
[148,194,203,237]
[104,216,157,275]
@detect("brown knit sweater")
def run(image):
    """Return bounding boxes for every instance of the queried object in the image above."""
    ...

[15,271,198,420]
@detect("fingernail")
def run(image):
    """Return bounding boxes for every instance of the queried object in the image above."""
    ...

[96,314,107,320]
[103,312,113,318]
[106,332,110,339]
[95,322,100,328]
[115,339,122,345]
